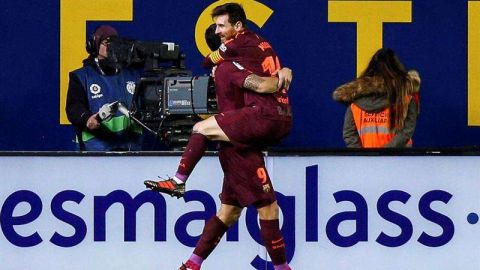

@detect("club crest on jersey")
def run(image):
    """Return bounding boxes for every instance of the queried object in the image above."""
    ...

[219,43,227,52]
[232,61,245,70]
[89,84,103,99]
[262,183,271,193]
[126,81,136,95]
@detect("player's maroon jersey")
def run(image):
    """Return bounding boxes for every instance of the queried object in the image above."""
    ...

[206,29,292,121]
[213,62,248,113]
[208,32,292,208]
[204,30,277,76]
[214,61,291,149]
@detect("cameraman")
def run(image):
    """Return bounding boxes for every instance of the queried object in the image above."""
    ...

[66,25,143,151]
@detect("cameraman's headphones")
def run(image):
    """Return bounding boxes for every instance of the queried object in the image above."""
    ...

[85,27,99,56]
[86,25,118,56]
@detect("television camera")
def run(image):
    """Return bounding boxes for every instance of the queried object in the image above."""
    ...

[106,37,217,149]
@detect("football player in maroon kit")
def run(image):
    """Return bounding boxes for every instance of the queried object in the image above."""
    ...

[145,3,293,270]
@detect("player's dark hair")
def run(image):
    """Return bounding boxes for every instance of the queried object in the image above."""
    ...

[211,3,247,27]
[360,48,413,130]
[205,24,221,51]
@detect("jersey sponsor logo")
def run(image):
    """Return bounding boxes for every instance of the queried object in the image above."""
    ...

[276,96,289,105]
[276,106,292,117]
[126,81,136,95]
[89,84,103,99]
[232,61,245,70]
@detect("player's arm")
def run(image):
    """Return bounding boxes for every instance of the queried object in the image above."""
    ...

[243,67,292,93]
[203,49,225,68]
[203,40,238,68]
[243,74,279,93]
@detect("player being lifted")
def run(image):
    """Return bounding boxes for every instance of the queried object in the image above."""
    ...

[145,3,293,270]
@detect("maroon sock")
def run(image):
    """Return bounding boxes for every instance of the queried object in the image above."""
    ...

[193,216,229,259]
[176,133,208,181]
[260,219,287,266]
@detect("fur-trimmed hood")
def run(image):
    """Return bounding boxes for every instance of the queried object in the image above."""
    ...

[332,76,387,104]
[332,71,421,112]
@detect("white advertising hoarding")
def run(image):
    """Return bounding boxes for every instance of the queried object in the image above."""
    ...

[0,155,478,269]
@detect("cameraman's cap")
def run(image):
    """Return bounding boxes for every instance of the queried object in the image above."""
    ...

[94,25,118,49]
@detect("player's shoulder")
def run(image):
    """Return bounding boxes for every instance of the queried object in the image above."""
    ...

[238,29,265,43]
[226,30,262,46]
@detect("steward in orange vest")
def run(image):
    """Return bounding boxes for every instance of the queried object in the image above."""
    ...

[333,70,420,148]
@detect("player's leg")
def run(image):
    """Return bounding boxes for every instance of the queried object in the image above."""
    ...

[219,146,290,269]
[193,115,230,141]
[213,106,291,149]
[174,116,229,180]
[257,201,292,270]
[144,116,229,197]
[180,204,243,270]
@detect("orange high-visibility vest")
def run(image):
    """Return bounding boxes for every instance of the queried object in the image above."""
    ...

[351,98,413,148]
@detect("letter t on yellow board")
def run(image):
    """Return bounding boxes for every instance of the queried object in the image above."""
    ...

[328,1,412,76]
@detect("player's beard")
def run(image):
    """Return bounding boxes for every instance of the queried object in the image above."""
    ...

[220,29,236,43]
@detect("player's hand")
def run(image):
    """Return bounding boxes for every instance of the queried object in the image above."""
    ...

[86,113,101,130]
[211,66,217,78]
[277,67,292,90]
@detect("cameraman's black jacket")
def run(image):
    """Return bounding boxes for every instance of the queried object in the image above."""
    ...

[66,56,142,150]
[66,56,118,127]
